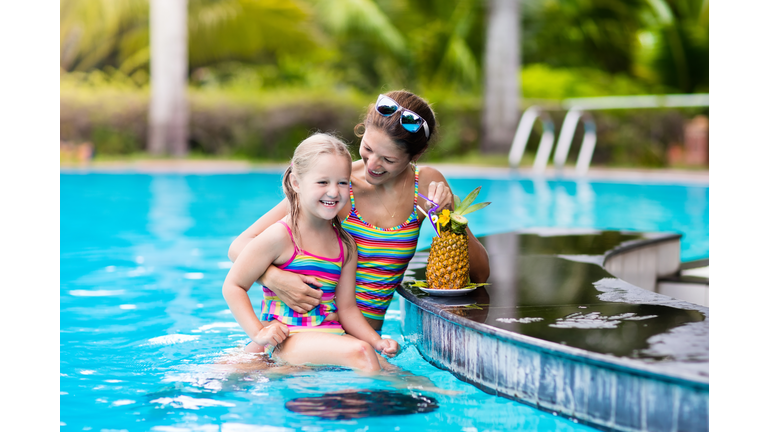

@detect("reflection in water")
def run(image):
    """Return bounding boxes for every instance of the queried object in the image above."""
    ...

[145,176,205,340]
[148,175,195,240]
[405,231,704,360]
[286,390,439,420]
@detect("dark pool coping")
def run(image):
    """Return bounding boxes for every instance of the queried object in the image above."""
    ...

[602,232,683,264]
[398,230,707,388]
[397,285,707,389]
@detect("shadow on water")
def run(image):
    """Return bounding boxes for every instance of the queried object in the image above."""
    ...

[286,390,439,420]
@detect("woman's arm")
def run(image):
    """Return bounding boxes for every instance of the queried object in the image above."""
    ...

[222,225,290,348]
[418,167,491,283]
[228,199,324,313]
[466,226,490,283]
[335,244,399,357]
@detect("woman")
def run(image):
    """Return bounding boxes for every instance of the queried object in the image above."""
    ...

[229,90,490,331]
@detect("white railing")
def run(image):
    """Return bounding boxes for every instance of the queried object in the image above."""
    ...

[507,106,555,173]
[508,94,709,175]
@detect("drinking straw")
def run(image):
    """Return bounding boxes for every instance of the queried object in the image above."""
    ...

[417,193,441,237]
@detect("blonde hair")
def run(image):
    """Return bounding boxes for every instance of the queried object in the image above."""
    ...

[282,132,355,260]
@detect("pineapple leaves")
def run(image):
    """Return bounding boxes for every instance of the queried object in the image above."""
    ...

[454,187,489,215]
[453,193,461,211]
[462,202,491,215]
[456,187,481,214]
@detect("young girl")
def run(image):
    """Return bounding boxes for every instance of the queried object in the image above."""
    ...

[222,133,399,372]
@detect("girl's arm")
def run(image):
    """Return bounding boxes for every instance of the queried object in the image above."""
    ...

[335,244,399,357]
[419,167,491,283]
[222,224,291,349]
[228,198,324,314]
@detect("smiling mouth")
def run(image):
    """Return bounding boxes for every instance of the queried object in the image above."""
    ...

[368,168,385,177]
[320,200,337,207]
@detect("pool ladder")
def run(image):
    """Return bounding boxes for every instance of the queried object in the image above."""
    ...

[508,94,710,175]
[508,105,596,176]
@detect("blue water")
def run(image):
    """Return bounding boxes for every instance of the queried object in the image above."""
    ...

[60,173,709,431]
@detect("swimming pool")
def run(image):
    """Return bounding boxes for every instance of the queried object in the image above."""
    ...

[60,172,709,431]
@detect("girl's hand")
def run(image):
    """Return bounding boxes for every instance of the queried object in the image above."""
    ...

[374,338,400,357]
[426,181,453,212]
[252,321,290,348]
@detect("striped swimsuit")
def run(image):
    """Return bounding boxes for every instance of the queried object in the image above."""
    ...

[259,221,345,338]
[341,166,421,321]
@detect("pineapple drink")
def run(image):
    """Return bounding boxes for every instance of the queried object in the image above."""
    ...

[426,187,490,289]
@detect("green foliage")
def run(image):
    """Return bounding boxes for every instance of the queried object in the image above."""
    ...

[61,71,706,168]
[60,0,709,167]
[187,0,320,69]
[61,0,322,75]
[91,125,140,154]
[520,64,664,99]
[60,0,149,73]
[521,0,708,93]
[639,0,709,92]
[521,0,647,74]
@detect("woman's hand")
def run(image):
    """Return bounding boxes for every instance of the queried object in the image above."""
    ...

[426,180,454,212]
[374,338,400,358]
[252,321,290,348]
[262,265,324,314]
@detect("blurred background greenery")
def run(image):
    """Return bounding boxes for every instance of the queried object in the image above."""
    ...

[60,0,709,167]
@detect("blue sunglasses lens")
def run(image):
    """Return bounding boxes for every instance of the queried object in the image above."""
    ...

[400,112,423,132]
[376,97,399,116]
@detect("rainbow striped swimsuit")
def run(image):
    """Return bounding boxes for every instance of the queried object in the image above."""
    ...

[341,166,421,321]
[259,221,345,336]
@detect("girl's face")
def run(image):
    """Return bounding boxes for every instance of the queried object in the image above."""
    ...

[359,127,414,186]
[291,153,351,221]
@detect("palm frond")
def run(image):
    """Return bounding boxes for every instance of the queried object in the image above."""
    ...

[312,0,407,57]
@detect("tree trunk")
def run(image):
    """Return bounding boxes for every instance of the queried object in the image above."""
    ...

[148,0,188,157]
[481,0,520,154]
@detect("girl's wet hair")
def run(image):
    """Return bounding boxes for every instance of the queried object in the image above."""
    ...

[354,90,437,158]
[282,132,355,260]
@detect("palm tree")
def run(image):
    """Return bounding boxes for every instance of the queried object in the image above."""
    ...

[148,0,188,156]
[481,0,520,154]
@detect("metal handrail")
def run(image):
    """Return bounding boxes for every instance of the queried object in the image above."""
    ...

[508,94,709,175]
[508,106,555,174]
[552,108,597,176]
[562,93,709,110]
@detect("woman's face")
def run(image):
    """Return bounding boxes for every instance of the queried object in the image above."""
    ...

[359,127,414,186]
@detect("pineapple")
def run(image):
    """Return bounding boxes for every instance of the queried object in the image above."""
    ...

[426,187,490,289]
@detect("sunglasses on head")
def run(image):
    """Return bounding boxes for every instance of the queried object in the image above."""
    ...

[375,94,430,139]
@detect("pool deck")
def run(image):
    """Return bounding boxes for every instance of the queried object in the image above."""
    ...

[60,160,709,185]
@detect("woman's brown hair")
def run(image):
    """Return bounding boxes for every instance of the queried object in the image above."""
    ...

[354,90,438,158]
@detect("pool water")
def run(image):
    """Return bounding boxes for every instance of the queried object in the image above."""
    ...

[60,173,709,431]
